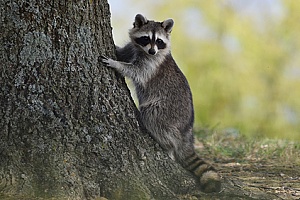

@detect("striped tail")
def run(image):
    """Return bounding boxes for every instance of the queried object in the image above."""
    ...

[183,152,221,193]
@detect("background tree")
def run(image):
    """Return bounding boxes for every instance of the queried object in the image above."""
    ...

[163,0,300,140]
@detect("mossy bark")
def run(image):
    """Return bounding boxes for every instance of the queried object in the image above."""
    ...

[0,1,197,199]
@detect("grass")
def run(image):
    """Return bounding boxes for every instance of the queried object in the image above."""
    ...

[194,128,300,166]
[194,128,300,199]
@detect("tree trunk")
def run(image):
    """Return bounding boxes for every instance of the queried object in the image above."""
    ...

[0,1,198,199]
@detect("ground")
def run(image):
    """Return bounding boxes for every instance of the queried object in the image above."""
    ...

[218,159,300,199]
[192,129,300,200]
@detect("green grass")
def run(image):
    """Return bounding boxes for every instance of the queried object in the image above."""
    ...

[195,128,300,166]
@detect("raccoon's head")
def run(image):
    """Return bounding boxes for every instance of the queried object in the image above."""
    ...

[129,14,174,56]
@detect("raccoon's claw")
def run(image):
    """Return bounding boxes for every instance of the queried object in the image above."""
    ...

[100,55,110,66]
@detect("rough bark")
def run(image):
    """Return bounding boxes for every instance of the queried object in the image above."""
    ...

[0,1,198,199]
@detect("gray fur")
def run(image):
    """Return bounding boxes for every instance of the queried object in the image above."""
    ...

[133,14,148,28]
[162,19,174,33]
[101,14,221,193]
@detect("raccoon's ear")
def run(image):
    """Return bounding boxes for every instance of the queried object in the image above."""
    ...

[133,14,148,28]
[162,19,174,33]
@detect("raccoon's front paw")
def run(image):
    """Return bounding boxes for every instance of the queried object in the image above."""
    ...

[100,55,125,74]
[100,55,115,68]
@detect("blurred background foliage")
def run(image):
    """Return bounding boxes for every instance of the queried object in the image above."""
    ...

[108,0,300,140]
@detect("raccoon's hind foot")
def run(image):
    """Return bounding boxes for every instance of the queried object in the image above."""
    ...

[199,170,221,193]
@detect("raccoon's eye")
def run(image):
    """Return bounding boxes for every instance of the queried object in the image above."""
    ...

[156,39,163,44]
[135,36,150,47]
[140,36,150,42]
[156,38,166,49]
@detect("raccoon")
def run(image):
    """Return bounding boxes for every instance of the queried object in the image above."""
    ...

[101,14,221,193]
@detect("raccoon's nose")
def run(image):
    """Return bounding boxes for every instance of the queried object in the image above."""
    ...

[148,48,156,55]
